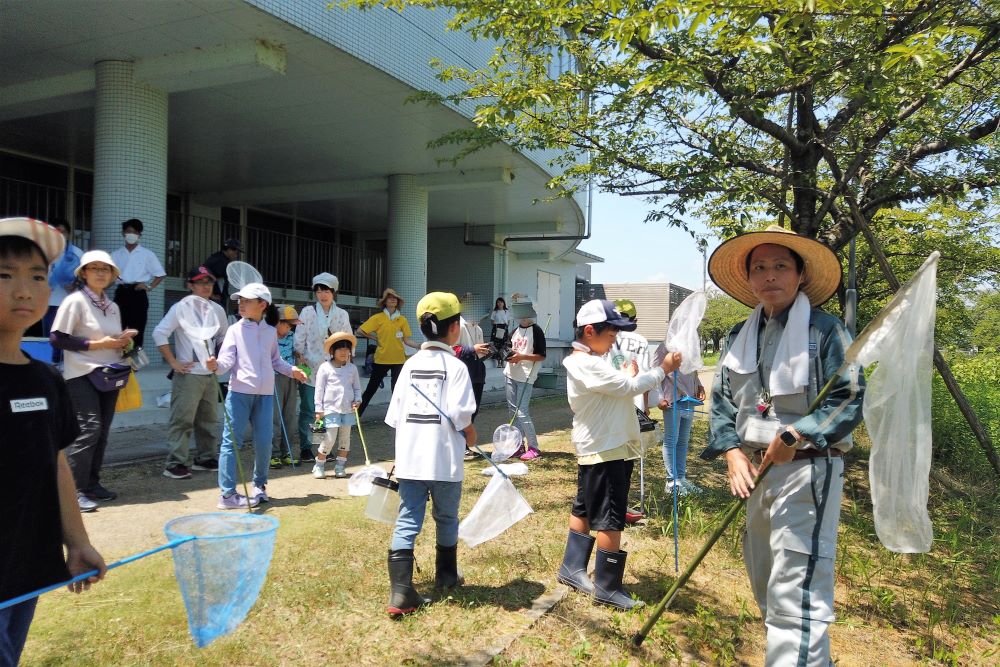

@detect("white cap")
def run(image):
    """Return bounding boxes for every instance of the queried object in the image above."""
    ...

[574,299,637,331]
[311,272,339,291]
[231,282,272,304]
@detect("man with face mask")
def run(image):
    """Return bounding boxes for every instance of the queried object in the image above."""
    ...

[109,218,165,349]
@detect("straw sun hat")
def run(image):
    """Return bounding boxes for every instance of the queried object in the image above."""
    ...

[376,288,404,309]
[708,225,842,308]
[324,331,357,355]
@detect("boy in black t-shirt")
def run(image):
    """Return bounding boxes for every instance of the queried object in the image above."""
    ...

[0,218,106,665]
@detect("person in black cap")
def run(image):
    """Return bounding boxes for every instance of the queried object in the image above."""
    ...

[202,238,243,304]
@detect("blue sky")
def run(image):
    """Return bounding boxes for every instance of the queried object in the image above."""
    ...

[577,190,719,290]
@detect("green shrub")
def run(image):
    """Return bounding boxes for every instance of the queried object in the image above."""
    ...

[932,351,1000,482]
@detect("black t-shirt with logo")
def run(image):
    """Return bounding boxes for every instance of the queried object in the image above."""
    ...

[0,356,79,601]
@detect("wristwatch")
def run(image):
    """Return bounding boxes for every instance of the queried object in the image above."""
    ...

[780,429,798,447]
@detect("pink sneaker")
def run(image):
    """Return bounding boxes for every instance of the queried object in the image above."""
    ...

[519,448,541,461]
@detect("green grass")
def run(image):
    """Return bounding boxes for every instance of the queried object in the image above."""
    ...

[21,398,1000,665]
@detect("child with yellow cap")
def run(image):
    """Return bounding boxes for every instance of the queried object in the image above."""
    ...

[271,305,302,468]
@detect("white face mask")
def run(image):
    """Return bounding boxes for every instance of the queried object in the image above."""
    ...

[124,233,140,244]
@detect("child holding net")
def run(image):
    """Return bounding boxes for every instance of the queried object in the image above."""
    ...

[207,283,307,509]
[312,332,361,479]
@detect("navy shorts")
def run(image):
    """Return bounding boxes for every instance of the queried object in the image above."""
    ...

[571,458,635,531]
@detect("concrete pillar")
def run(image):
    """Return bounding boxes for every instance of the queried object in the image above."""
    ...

[387,174,428,332]
[92,60,168,357]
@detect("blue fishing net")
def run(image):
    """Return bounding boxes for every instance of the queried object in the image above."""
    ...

[164,513,278,648]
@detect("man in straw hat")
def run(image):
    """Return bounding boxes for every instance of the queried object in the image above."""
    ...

[356,288,420,416]
[703,225,865,665]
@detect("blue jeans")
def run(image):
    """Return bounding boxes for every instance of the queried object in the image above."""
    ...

[0,598,37,666]
[662,411,694,482]
[297,383,316,454]
[505,377,538,450]
[219,391,273,495]
[390,479,463,550]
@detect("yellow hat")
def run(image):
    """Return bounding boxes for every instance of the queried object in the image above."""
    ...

[708,224,841,307]
[0,216,66,265]
[416,291,462,321]
[323,331,357,355]
[277,304,301,324]
[614,299,637,320]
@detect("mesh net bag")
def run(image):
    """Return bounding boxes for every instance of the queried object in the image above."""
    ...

[164,513,279,647]
[492,424,523,462]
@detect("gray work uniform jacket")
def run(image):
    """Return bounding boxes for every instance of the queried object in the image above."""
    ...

[703,307,865,460]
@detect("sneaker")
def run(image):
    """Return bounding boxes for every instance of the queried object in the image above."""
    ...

[281,455,294,466]
[191,458,218,471]
[625,509,645,524]
[519,448,541,461]
[665,480,689,497]
[269,457,283,469]
[463,448,476,461]
[680,480,703,495]
[312,462,326,479]
[84,484,118,500]
[77,492,98,513]
[334,463,347,479]
[299,450,316,462]
[163,464,192,480]
[217,493,259,510]
[251,485,269,503]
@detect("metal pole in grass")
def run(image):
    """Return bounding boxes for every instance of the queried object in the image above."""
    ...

[633,374,839,646]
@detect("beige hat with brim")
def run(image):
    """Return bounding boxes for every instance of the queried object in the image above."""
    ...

[324,331,357,355]
[377,288,404,309]
[708,224,841,307]
[75,250,121,280]
[0,217,66,265]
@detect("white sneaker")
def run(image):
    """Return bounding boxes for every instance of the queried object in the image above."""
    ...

[312,462,325,479]
[77,491,98,513]
[680,480,703,495]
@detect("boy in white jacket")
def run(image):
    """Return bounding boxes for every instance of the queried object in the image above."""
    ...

[557,300,681,610]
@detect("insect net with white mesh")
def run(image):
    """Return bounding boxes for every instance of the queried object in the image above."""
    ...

[174,295,225,364]
[347,407,388,496]
[226,260,263,291]
[164,513,278,647]
[491,424,522,462]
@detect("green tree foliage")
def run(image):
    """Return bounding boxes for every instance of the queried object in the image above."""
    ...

[701,290,750,352]
[850,201,1000,348]
[970,289,1000,351]
[345,0,1000,250]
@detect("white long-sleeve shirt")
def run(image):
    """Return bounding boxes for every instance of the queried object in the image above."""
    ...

[563,351,665,457]
[152,296,227,375]
[294,301,352,386]
[214,318,294,395]
[314,361,361,415]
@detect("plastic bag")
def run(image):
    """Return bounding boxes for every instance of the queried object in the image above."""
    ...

[852,253,938,553]
[115,370,142,412]
[458,474,532,548]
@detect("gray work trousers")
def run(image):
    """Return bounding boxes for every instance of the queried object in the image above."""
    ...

[272,373,298,456]
[743,453,843,667]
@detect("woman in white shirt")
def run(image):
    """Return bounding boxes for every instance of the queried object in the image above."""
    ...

[489,297,510,368]
[50,251,136,512]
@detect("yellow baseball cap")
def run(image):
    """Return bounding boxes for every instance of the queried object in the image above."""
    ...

[277,304,301,323]
[614,299,637,320]
[416,291,462,320]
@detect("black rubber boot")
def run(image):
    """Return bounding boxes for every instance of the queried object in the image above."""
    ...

[556,530,595,594]
[593,548,645,610]
[387,549,430,617]
[434,544,465,590]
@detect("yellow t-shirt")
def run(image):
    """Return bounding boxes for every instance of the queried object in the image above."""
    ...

[360,311,412,365]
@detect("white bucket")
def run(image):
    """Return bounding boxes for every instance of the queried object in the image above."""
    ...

[365,476,399,525]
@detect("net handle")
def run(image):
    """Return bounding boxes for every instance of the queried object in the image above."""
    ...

[354,407,371,465]
[0,536,196,611]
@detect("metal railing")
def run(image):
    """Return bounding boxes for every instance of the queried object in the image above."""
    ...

[2,176,386,298]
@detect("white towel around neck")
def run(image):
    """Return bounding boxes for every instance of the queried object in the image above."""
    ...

[722,291,811,397]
